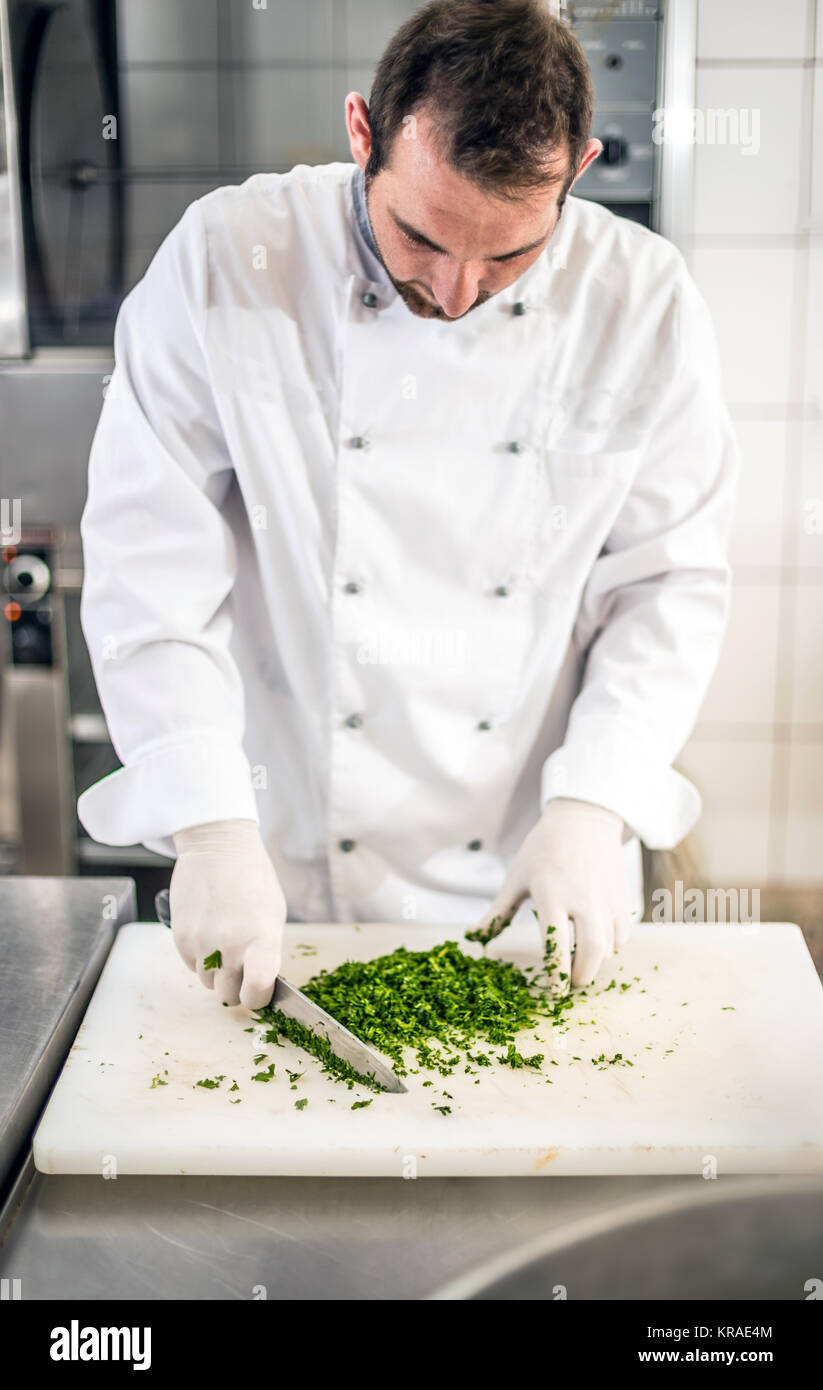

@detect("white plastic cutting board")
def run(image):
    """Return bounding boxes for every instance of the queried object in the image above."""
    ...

[33,920,823,1176]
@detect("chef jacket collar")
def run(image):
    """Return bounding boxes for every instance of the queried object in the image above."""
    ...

[351,164,379,260]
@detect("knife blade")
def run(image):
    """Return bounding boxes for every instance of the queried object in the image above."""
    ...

[154,889,406,1094]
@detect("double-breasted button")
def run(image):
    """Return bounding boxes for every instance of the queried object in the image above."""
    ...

[339,838,356,853]
[467,839,483,852]
[477,720,492,732]
[344,713,363,729]
[361,291,378,308]
[507,441,524,454]
[512,301,526,316]
[349,435,369,449]
[344,580,362,595]
[494,585,510,598]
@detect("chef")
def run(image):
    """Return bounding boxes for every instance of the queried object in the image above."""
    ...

[78,0,737,1010]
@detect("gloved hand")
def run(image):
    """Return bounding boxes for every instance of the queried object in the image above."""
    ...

[467,798,633,990]
[169,818,286,1009]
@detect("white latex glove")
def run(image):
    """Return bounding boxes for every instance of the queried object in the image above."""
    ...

[169,818,286,1009]
[468,798,633,989]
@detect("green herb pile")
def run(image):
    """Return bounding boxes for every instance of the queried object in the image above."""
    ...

[255,939,571,1093]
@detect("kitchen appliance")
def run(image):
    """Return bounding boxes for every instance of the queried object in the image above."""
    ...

[572,1,665,228]
[0,527,75,873]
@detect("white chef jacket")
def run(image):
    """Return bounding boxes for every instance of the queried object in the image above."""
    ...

[78,161,738,926]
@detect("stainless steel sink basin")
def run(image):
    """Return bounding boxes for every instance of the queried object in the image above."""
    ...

[431,1176,823,1300]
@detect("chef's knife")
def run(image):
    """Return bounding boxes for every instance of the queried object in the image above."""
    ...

[154,889,406,1093]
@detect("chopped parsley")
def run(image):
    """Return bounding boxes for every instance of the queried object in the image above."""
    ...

[251,1064,276,1082]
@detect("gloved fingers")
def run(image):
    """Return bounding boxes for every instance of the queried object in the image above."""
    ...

[195,958,216,990]
[570,907,613,988]
[466,879,526,945]
[167,877,198,971]
[530,878,573,992]
[214,963,243,1007]
[614,909,633,952]
[240,941,282,1012]
[171,927,197,972]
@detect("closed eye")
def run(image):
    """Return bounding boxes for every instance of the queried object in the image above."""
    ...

[399,226,538,263]
[400,228,430,251]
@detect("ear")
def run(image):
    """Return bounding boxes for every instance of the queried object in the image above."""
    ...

[345,92,371,169]
[570,137,603,185]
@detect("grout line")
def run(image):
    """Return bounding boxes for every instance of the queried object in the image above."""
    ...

[730,567,823,582]
[690,724,823,743]
[767,208,814,874]
[727,403,822,420]
[216,0,234,172]
[687,234,822,248]
[696,58,821,69]
[117,59,377,72]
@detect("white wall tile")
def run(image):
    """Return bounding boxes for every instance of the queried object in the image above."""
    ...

[232,69,336,168]
[120,71,219,168]
[691,248,795,404]
[790,583,823,722]
[344,1,422,62]
[699,581,781,724]
[228,0,334,63]
[804,248,823,412]
[694,68,805,235]
[677,739,772,883]
[117,0,219,65]
[796,421,823,565]
[727,420,787,567]
[697,0,811,61]
[785,743,823,880]
[123,180,221,288]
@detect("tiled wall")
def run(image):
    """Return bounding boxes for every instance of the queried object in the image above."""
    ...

[678,0,822,887]
[116,0,421,283]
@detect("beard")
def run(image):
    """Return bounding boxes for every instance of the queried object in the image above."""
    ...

[393,279,491,320]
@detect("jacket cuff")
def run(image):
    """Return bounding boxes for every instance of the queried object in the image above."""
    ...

[540,717,701,849]
[77,733,258,857]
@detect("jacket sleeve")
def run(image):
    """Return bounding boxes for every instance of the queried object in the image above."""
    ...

[540,264,739,849]
[77,199,258,856]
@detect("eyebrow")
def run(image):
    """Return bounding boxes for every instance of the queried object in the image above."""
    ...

[389,210,551,262]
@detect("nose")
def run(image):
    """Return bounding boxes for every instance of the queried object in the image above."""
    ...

[431,262,482,318]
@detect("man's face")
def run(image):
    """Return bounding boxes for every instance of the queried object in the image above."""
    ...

[354,107,570,321]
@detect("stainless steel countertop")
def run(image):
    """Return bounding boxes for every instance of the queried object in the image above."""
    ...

[1,1170,711,1300]
[0,878,811,1301]
[0,877,136,1206]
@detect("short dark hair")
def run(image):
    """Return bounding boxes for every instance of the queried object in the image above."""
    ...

[365,0,594,202]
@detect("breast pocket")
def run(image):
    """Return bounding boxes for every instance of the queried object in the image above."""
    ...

[524,441,641,597]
